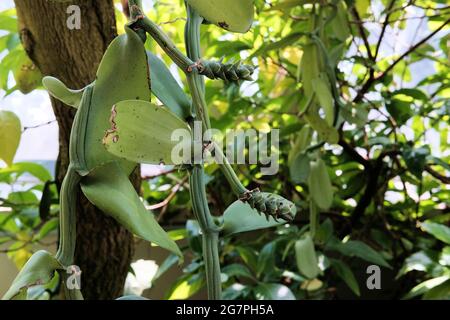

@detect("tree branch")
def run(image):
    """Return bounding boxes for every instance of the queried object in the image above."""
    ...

[351,7,374,60]
[378,17,450,80]
[425,165,450,184]
[353,17,450,102]
[374,0,396,59]
[339,138,371,169]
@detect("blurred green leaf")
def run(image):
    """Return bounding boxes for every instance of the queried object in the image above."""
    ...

[421,221,450,245]
[254,283,296,300]
[330,258,360,296]
[295,235,320,279]
[327,239,391,268]
[2,250,62,300]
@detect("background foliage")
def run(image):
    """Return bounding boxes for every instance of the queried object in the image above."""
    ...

[0,0,449,299]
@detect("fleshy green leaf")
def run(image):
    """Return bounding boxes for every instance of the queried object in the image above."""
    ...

[186,0,254,33]
[83,26,151,174]
[2,250,62,300]
[0,110,21,167]
[147,52,191,120]
[222,283,248,300]
[42,77,83,109]
[103,100,192,166]
[221,200,285,236]
[80,161,182,259]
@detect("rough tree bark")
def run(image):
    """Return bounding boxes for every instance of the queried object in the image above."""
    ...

[14,0,136,299]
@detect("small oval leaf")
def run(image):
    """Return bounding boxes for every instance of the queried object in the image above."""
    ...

[0,110,21,167]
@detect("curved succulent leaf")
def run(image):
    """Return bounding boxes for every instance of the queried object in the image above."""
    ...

[2,250,63,300]
[84,26,151,174]
[42,27,151,176]
[147,52,192,120]
[103,100,193,166]
[42,76,84,109]
[80,161,183,259]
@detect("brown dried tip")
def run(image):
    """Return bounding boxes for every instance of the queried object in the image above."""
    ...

[103,105,119,145]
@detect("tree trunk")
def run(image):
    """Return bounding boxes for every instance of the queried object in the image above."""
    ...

[14,0,136,300]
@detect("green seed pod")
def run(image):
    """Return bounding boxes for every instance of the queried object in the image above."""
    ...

[198,59,255,82]
[241,190,297,222]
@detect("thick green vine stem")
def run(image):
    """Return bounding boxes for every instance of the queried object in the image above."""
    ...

[189,165,222,299]
[134,0,293,296]
[130,7,255,86]
[131,11,194,72]
[54,166,83,300]
[185,6,211,129]
[53,83,95,301]
[210,141,248,196]
[54,167,79,267]
[185,4,221,300]
[53,85,95,300]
